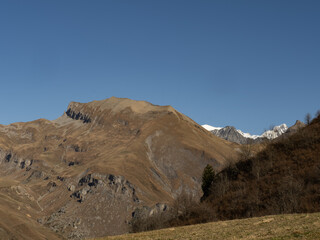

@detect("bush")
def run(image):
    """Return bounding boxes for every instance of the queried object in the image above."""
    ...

[130,191,215,233]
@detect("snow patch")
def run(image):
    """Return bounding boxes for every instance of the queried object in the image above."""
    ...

[201,124,222,131]
[261,124,288,139]
[236,129,260,139]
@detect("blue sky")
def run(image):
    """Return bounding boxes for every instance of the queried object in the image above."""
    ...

[0,0,319,134]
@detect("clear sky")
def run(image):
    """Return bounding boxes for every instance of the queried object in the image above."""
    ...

[0,0,319,134]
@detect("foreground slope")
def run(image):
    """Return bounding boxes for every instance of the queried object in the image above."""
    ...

[0,97,237,239]
[97,212,320,240]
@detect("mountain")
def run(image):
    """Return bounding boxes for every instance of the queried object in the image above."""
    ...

[260,124,288,139]
[0,97,237,239]
[202,124,288,144]
[202,125,259,144]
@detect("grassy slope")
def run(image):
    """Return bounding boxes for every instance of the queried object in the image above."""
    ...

[95,212,320,240]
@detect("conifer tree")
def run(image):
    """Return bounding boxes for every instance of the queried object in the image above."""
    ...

[201,164,215,197]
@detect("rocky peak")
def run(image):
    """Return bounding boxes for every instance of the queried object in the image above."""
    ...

[286,120,306,134]
[293,120,305,128]
[210,126,251,144]
[261,124,288,139]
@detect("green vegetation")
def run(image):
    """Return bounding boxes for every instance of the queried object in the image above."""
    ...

[201,164,215,198]
[95,212,320,240]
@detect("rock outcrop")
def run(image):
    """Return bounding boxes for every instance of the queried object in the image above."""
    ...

[286,120,305,134]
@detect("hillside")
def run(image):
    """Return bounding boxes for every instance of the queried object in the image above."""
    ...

[0,97,237,239]
[204,114,320,219]
[96,212,320,240]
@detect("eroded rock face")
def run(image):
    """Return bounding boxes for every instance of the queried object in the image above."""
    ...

[0,148,141,238]
[66,108,91,123]
[0,149,142,239]
[46,173,140,239]
[71,173,139,204]
[0,149,34,172]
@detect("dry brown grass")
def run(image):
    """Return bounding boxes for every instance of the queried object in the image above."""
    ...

[95,212,320,240]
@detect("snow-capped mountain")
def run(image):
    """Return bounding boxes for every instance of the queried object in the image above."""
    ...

[260,124,288,139]
[202,123,288,144]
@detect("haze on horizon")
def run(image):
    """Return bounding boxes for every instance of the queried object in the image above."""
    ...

[0,0,319,135]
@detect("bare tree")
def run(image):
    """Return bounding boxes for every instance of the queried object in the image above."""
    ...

[305,113,312,125]
[238,144,252,161]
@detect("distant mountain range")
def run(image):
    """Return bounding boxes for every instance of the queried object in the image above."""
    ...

[202,122,304,144]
